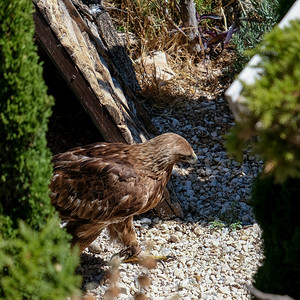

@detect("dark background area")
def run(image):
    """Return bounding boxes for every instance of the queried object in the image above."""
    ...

[38,43,105,155]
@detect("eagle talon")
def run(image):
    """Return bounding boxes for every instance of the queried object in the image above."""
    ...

[119,254,176,265]
[119,245,141,260]
[109,245,141,263]
[165,255,176,261]
[157,255,176,266]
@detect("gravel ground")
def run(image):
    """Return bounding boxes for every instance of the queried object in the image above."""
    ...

[80,96,264,300]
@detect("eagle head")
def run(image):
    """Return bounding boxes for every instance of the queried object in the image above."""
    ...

[136,133,197,175]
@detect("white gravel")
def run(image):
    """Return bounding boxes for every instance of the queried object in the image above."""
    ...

[80,97,264,299]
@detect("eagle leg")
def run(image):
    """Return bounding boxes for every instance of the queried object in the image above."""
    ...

[107,216,141,259]
[65,221,104,252]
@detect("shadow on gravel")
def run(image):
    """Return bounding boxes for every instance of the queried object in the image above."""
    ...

[77,253,107,289]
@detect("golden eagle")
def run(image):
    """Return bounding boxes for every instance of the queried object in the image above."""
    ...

[50,133,197,257]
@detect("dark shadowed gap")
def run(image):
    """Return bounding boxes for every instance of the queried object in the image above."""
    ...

[37,42,105,155]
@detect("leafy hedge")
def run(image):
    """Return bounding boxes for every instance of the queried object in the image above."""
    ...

[226,16,300,299]
[232,0,279,73]
[0,220,80,300]
[0,1,80,298]
[0,1,54,230]
[232,0,296,73]
[251,175,300,298]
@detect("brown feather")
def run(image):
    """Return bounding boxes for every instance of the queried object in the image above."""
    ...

[50,133,197,253]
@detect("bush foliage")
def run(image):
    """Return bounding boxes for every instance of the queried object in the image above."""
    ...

[227,20,300,182]
[0,1,80,298]
[232,0,279,73]
[0,1,54,230]
[0,220,80,300]
[226,13,300,298]
[251,175,300,298]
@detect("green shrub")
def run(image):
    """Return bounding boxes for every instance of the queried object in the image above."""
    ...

[233,0,296,72]
[0,220,81,300]
[232,0,279,73]
[0,1,54,230]
[251,175,300,298]
[226,18,300,298]
[0,1,81,298]
[227,20,300,182]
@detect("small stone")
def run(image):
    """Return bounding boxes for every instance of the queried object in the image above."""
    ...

[178,290,188,297]
[186,189,195,197]
[205,169,212,176]
[193,225,202,236]
[242,215,250,223]
[118,283,129,295]
[235,194,241,201]
[211,178,218,186]
[232,160,240,167]
[84,281,99,291]
[185,180,192,189]
[169,233,181,243]
[140,217,152,225]
[153,217,160,224]
[243,244,249,252]
[218,286,231,295]
[211,239,219,247]
[88,241,101,254]
[178,279,189,289]
[174,269,185,279]
[156,223,168,231]
[204,157,211,164]
[170,117,180,127]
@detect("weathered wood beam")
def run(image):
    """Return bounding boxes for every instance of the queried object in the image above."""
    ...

[34,8,126,143]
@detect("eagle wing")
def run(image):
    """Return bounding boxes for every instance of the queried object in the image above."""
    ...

[50,144,156,224]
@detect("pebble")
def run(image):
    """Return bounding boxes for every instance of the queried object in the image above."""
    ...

[118,283,129,295]
[193,226,202,236]
[186,189,194,197]
[140,217,152,225]
[178,279,189,290]
[174,269,185,279]
[84,281,99,291]
[169,233,181,243]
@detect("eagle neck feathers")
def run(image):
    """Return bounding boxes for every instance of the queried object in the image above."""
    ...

[128,143,176,180]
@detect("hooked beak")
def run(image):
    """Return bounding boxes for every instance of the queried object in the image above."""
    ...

[186,152,198,164]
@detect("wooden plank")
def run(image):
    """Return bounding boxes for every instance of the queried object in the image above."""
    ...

[34,8,126,143]
[60,0,158,137]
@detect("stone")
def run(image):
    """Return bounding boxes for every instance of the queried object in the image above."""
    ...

[174,269,185,279]
[88,241,101,254]
[140,217,152,225]
[84,281,99,291]
[218,286,231,295]
[170,233,181,243]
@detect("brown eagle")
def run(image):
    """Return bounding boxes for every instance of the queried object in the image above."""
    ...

[50,133,197,257]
